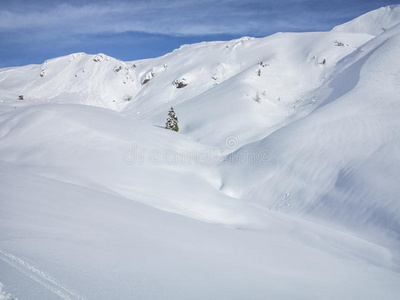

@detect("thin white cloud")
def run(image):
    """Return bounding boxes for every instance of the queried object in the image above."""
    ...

[0,0,392,67]
[0,0,289,38]
[0,0,388,47]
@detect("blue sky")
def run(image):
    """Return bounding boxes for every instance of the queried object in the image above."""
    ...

[0,0,397,67]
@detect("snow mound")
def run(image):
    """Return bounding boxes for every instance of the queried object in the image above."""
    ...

[332,5,400,36]
[0,103,267,227]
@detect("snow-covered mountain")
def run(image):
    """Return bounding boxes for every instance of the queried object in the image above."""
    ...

[221,23,400,246]
[0,53,137,111]
[1,5,400,300]
[332,4,400,35]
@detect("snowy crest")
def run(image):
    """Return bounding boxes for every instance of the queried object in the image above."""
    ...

[332,5,400,36]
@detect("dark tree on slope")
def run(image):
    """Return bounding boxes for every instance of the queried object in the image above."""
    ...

[165,107,179,132]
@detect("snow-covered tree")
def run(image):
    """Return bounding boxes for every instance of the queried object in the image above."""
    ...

[165,107,179,132]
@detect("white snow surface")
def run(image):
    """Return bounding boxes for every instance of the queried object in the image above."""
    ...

[333,5,400,35]
[0,282,18,300]
[1,6,400,300]
[0,53,137,111]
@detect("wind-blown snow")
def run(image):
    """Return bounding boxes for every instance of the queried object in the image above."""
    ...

[0,5,399,300]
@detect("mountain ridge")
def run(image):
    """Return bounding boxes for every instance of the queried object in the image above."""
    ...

[332,4,400,35]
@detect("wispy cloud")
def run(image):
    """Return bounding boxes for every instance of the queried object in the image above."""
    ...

[0,0,354,38]
[0,0,397,67]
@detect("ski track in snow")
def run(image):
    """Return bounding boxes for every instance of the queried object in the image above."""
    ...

[0,249,84,300]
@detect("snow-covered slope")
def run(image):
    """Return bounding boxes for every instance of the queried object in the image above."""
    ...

[1,5,400,300]
[0,103,264,226]
[2,160,398,300]
[124,32,372,147]
[0,32,372,148]
[0,53,137,111]
[333,5,400,35]
[220,23,400,248]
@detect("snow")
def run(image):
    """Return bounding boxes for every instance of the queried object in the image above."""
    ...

[332,5,400,36]
[1,5,400,300]
[0,53,137,111]
[0,282,18,300]
[1,162,399,299]
[220,23,400,247]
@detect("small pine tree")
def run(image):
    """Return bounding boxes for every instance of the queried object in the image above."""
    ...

[165,107,179,132]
